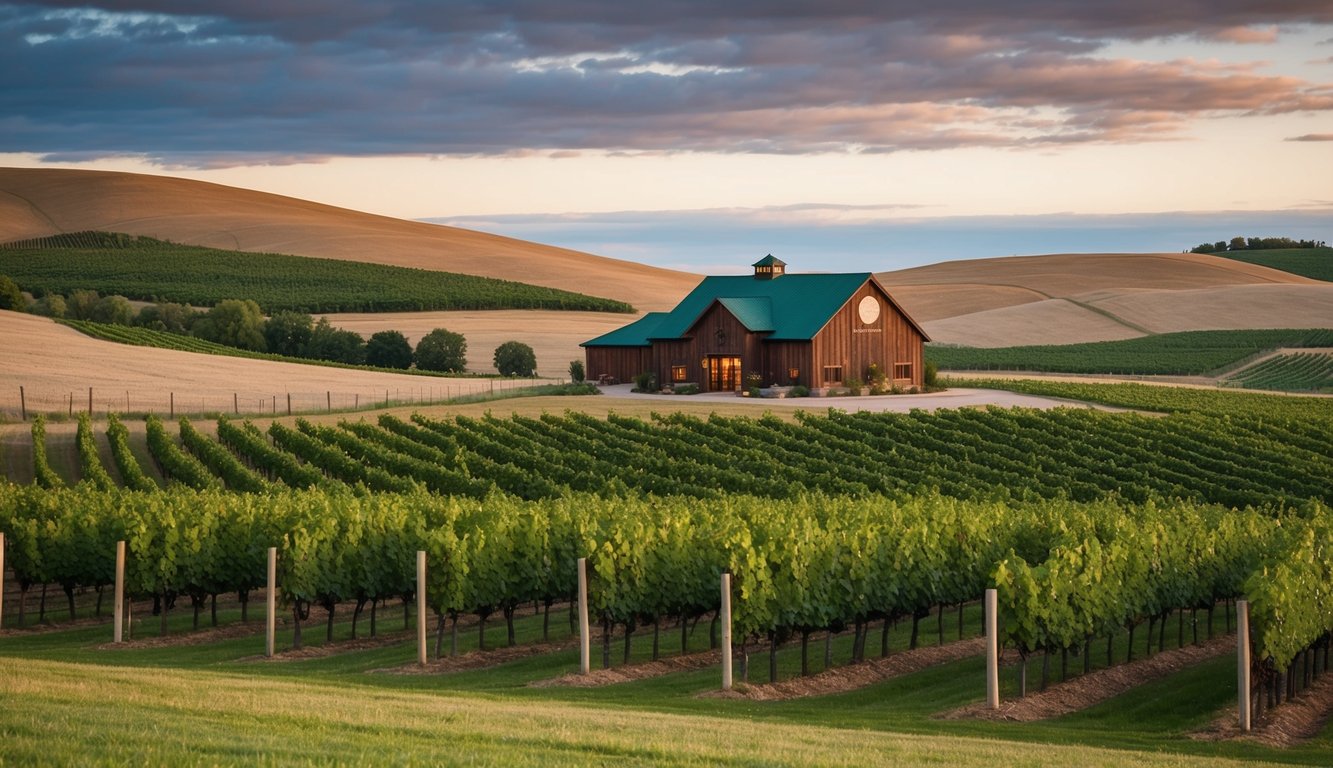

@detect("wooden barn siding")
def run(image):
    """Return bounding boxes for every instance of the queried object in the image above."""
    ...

[663,303,754,391]
[891,309,926,386]
[758,342,815,387]
[652,339,694,384]
[810,282,924,387]
[584,347,652,383]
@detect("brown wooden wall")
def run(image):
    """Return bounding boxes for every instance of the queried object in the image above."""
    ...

[758,342,815,387]
[653,302,756,391]
[809,281,925,387]
[584,346,652,383]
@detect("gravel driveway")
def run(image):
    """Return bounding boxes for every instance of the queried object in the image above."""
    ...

[592,384,1114,413]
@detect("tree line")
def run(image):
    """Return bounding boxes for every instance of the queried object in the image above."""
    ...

[0,278,538,376]
[1188,236,1327,254]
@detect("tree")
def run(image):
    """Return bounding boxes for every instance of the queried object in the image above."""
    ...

[494,341,537,377]
[1229,236,1247,252]
[366,330,413,369]
[66,289,100,320]
[264,311,314,356]
[305,317,365,364]
[192,299,267,351]
[31,293,66,318]
[569,359,585,383]
[90,295,134,325]
[0,275,25,312]
[135,301,195,334]
[415,328,467,373]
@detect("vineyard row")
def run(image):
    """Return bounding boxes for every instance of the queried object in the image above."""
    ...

[84,406,1333,510]
[0,487,1327,703]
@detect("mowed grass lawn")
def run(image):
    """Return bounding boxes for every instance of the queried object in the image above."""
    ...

[1,603,1330,766]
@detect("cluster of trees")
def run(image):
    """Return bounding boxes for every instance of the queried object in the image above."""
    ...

[0,279,540,376]
[1189,236,1327,253]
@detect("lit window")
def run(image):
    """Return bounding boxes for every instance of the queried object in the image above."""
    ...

[671,365,688,382]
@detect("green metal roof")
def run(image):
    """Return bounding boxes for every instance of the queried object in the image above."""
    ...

[580,311,667,348]
[716,297,773,332]
[752,254,786,268]
[583,270,930,347]
[651,273,873,341]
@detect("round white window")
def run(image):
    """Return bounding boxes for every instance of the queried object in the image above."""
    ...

[857,295,881,325]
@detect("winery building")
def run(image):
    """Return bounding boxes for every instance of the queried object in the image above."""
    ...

[581,256,929,392]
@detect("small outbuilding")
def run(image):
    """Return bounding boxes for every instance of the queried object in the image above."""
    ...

[582,256,929,392]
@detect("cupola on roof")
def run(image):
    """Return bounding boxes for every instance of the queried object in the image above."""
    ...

[752,254,786,279]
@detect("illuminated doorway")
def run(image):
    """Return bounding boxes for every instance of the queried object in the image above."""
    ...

[707,355,742,392]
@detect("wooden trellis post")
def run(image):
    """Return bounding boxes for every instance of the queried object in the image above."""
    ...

[266,547,277,657]
[416,551,427,666]
[578,557,590,675]
[113,540,126,643]
[986,588,999,709]
[721,573,733,691]
[1238,599,1251,732]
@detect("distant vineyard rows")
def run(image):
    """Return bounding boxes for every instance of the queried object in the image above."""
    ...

[1213,247,1333,283]
[946,377,1333,421]
[0,231,634,313]
[926,328,1333,377]
[1224,352,1333,393]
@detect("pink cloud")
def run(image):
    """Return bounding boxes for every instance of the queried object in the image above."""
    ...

[1207,25,1280,44]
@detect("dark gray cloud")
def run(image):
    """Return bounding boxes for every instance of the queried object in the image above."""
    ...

[3,2,1332,165]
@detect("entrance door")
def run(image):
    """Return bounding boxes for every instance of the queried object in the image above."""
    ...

[707,355,742,392]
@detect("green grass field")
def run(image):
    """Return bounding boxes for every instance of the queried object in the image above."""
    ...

[1,599,1327,767]
[1212,248,1333,282]
[926,328,1333,377]
[0,231,634,313]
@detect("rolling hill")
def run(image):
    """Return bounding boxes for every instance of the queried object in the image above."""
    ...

[878,252,1332,347]
[3,166,1330,391]
[0,167,698,312]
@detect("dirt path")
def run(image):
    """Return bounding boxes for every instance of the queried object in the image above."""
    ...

[378,638,580,675]
[701,636,986,701]
[942,635,1235,722]
[96,618,266,650]
[1192,669,1333,748]
[534,648,723,688]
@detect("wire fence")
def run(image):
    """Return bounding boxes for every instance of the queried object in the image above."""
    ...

[3,379,548,420]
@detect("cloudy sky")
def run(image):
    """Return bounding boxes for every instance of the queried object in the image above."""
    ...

[2,2,1331,271]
